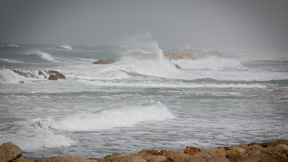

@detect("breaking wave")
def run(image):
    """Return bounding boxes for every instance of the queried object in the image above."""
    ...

[29,50,56,62]
[33,101,175,131]
[59,45,73,50]
[173,56,247,71]
[0,69,27,83]
[0,58,23,63]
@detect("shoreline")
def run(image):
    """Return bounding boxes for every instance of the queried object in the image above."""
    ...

[1,139,287,162]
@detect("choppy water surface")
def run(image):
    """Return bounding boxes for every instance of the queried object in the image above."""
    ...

[0,39,288,158]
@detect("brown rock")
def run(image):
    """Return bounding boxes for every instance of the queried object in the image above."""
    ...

[141,154,167,162]
[112,153,146,162]
[38,70,47,79]
[139,149,162,155]
[93,58,119,64]
[46,70,66,80]
[12,69,35,78]
[208,147,226,157]
[184,146,205,155]
[163,151,190,162]
[42,156,97,162]
[0,142,22,162]
[160,150,167,155]
[139,150,166,162]
[48,75,58,80]
[13,159,40,162]
[164,52,205,60]
[188,151,229,162]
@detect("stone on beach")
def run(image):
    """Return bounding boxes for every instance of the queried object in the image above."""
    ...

[4,139,288,162]
[0,142,22,162]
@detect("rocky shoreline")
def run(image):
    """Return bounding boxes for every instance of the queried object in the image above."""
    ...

[1,139,288,162]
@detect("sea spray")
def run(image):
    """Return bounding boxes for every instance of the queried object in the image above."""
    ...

[110,32,180,78]
[120,32,164,60]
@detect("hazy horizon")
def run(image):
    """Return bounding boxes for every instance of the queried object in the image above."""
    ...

[1,0,288,52]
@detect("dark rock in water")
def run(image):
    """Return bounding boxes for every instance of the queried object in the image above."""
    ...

[38,70,48,79]
[12,69,36,78]
[174,63,181,69]
[12,69,66,81]
[45,70,66,80]
[92,52,205,64]
[48,75,58,80]
[93,58,119,64]
[0,142,22,162]
[164,52,205,60]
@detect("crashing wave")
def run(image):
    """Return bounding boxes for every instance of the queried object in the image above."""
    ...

[59,45,73,50]
[33,101,175,131]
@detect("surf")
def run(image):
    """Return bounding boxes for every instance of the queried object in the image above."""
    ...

[32,101,175,131]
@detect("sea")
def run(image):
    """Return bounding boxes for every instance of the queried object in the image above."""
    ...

[0,36,288,159]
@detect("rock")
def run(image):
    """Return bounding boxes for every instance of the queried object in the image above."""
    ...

[42,156,97,162]
[183,146,205,155]
[46,70,66,80]
[188,151,229,162]
[0,142,22,162]
[208,147,226,157]
[38,70,48,79]
[12,69,66,80]
[104,153,121,162]
[13,159,40,162]
[173,64,181,69]
[164,52,205,60]
[111,153,146,162]
[163,151,190,162]
[93,58,119,64]
[93,52,205,64]
[139,150,166,162]
[226,141,288,162]
[13,69,37,78]
[139,149,162,155]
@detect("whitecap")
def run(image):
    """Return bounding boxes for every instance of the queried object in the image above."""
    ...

[34,101,175,131]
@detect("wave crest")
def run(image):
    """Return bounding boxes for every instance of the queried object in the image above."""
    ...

[29,50,56,62]
[34,101,174,131]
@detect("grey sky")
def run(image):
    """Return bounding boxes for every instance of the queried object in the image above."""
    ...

[1,0,288,51]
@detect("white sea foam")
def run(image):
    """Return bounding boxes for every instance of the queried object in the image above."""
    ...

[0,69,27,83]
[59,45,73,50]
[81,80,267,89]
[0,44,19,48]
[1,120,75,151]
[173,56,247,71]
[33,101,174,131]
[0,58,23,63]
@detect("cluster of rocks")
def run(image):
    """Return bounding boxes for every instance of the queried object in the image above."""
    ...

[1,139,288,162]
[12,69,66,82]
[93,52,205,64]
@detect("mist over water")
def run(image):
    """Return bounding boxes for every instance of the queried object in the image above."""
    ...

[0,34,288,158]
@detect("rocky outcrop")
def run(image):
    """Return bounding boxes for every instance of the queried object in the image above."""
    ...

[164,52,205,60]
[45,70,66,80]
[93,58,119,64]
[93,52,205,64]
[12,69,66,81]
[6,139,288,162]
[0,142,22,162]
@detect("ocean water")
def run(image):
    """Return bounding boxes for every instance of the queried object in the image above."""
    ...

[0,39,288,158]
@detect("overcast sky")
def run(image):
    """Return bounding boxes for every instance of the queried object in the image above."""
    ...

[1,0,288,51]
